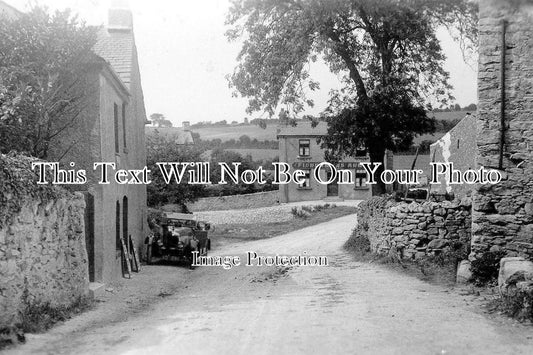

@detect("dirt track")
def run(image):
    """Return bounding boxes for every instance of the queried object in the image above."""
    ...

[8,214,533,355]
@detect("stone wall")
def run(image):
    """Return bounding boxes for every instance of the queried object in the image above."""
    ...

[472,0,533,260]
[186,191,280,212]
[358,197,472,260]
[0,154,89,328]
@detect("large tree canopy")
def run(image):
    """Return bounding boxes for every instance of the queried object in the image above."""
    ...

[226,0,477,192]
[0,6,97,159]
[227,0,477,114]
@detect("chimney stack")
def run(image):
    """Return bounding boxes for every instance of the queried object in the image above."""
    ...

[108,0,132,32]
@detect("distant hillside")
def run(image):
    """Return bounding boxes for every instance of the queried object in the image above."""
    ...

[191,125,278,141]
[202,149,279,162]
[190,110,473,142]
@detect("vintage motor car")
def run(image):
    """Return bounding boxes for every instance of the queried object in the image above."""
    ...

[146,212,211,269]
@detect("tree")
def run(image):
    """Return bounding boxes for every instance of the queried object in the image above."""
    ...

[208,148,257,196]
[146,133,205,207]
[150,113,165,126]
[226,0,477,192]
[0,6,97,159]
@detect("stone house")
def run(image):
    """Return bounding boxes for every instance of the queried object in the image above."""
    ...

[277,121,372,203]
[48,4,148,286]
[430,113,478,196]
[471,0,533,259]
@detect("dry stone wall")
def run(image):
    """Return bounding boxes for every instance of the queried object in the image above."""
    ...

[473,0,533,260]
[0,154,89,328]
[358,197,472,260]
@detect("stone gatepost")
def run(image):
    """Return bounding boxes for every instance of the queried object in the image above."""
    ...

[472,0,533,259]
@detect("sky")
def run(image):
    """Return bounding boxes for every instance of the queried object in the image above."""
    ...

[6,0,478,126]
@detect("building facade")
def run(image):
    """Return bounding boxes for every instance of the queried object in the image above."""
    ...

[471,0,533,259]
[49,5,148,285]
[277,122,372,203]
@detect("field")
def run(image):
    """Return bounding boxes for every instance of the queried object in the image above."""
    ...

[191,125,278,141]
[190,110,472,146]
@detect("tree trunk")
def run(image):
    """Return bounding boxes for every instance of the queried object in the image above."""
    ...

[368,145,386,196]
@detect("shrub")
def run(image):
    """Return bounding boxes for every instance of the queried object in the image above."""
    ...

[291,207,310,219]
[498,286,533,321]
[344,226,371,256]
[20,296,93,334]
[470,251,506,286]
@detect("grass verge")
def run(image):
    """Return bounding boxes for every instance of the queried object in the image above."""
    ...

[1,296,94,350]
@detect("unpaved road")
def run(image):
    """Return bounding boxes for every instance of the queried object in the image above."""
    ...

[8,214,533,355]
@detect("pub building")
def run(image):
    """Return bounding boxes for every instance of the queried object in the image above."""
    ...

[277,121,376,203]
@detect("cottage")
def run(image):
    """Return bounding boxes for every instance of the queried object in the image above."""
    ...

[277,121,372,203]
[47,4,148,286]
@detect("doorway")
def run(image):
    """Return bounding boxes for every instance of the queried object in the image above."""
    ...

[326,171,338,196]
[84,192,95,282]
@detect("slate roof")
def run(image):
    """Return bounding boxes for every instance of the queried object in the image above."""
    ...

[93,26,134,89]
[277,121,328,137]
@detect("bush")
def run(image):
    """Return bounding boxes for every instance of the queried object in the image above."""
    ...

[498,286,533,321]
[292,204,337,219]
[20,296,93,334]
[470,251,506,286]
[291,207,311,219]
[344,226,371,256]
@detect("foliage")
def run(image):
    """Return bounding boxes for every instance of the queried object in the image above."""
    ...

[227,0,477,115]
[149,113,173,127]
[146,133,206,207]
[193,134,279,150]
[0,152,67,227]
[319,89,436,161]
[20,291,93,334]
[227,0,477,192]
[291,203,336,219]
[0,6,97,159]
[470,251,507,286]
[497,287,533,322]
[344,226,372,256]
[206,147,262,196]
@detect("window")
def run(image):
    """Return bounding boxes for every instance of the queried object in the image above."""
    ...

[299,139,310,156]
[122,103,127,150]
[355,167,367,188]
[116,201,121,251]
[114,103,119,154]
[298,169,311,188]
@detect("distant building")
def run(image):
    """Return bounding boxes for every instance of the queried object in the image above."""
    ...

[429,113,477,196]
[277,122,372,202]
[182,121,191,129]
